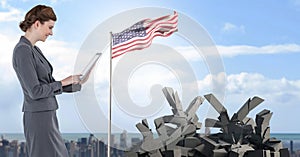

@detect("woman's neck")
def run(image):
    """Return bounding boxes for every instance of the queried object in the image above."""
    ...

[24,32,38,46]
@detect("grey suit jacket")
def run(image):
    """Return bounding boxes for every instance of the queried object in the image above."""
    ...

[13,36,64,112]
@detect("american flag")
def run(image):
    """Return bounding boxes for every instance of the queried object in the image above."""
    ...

[112,11,178,58]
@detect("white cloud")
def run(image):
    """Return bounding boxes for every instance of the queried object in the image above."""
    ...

[197,72,227,93]
[217,44,300,57]
[0,7,22,22]
[196,72,300,107]
[226,72,300,96]
[50,0,58,4]
[222,22,245,34]
[0,32,21,84]
[226,73,300,133]
[0,0,7,8]
[36,39,79,79]
[126,64,181,105]
[197,72,300,132]
[223,23,235,31]
[174,43,300,61]
[0,0,23,22]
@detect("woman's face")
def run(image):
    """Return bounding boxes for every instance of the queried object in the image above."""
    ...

[37,20,55,42]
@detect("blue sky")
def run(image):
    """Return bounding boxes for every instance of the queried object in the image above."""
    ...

[1,0,300,134]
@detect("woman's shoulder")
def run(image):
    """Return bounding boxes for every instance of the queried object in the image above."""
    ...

[12,38,36,68]
[13,41,35,65]
[13,37,33,55]
[13,43,32,57]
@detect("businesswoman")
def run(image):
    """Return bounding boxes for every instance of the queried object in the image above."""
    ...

[13,5,81,157]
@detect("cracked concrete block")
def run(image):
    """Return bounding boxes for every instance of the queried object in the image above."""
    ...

[177,136,201,148]
[141,138,163,152]
[205,118,223,128]
[142,119,150,128]
[148,150,163,157]
[162,87,185,117]
[213,148,228,157]
[279,148,289,157]
[232,96,264,122]
[231,144,254,157]
[185,96,204,120]
[136,122,153,139]
[255,110,273,142]
[204,94,227,114]
[162,115,187,126]
[181,124,196,137]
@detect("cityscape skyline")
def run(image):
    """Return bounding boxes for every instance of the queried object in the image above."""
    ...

[1,133,300,157]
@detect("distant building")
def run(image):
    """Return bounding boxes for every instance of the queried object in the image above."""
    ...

[9,140,18,157]
[0,138,9,157]
[119,130,127,150]
[19,142,26,157]
[96,140,105,157]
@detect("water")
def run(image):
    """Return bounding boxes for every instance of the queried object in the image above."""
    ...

[270,133,300,141]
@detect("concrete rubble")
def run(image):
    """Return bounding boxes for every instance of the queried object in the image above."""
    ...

[125,87,290,157]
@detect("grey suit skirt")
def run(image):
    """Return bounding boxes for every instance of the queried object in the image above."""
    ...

[23,110,69,157]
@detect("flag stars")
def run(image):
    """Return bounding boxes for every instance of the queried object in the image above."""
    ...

[112,22,147,46]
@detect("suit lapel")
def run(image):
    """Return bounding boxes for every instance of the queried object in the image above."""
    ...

[33,46,53,74]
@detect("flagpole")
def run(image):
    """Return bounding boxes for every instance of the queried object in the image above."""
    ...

[108,32,113,157]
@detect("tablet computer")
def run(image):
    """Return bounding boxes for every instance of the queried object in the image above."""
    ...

[80,53,102,81]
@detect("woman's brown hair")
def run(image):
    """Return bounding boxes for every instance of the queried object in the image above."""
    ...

[19,5,57,32]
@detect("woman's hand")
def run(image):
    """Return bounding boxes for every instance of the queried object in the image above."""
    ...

[61,74,82,86]
[79,62,96,85]
[79,70,91,85]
